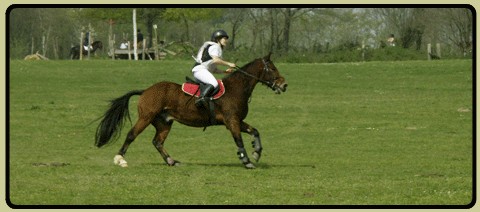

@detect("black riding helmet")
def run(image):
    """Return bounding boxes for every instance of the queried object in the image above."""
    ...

[211,30,229,42]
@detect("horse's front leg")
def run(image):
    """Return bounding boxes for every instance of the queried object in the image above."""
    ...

[240,122,262,162]
[227,120,255,169]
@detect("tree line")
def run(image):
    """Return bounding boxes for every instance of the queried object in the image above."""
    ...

[9,7,473,62]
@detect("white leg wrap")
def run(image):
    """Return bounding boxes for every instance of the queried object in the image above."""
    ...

[113,155,128,167]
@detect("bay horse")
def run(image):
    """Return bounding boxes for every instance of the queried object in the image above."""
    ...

[70,41,103,59]
[94,53,288,169]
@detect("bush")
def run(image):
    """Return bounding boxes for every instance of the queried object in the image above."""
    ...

[224,47,427,64]
[369,47,425,61]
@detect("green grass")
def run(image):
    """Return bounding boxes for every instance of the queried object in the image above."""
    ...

[8,59,473,206]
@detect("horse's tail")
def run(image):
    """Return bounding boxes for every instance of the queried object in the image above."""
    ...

[95,90,144,148]
[70,46,77,60]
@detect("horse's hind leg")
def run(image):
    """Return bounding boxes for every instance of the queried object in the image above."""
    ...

[151,116,179,166]
[114,118,150,167]
[240,122,263,162]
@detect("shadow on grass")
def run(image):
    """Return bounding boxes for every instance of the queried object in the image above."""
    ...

[143,162,317,169]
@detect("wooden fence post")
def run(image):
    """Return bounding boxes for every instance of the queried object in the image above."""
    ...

[153,24,158,60]
[133,9,138,60]
[436,43,441,58]
[361,40,365,62]
[427,43,431,60]
[79,32,83,60]
[111,34,116,60]
[142,39,146,60]
[42,35,46,56]
[87,31,91,59]
[128,41,131,60]
[31,37,34,55]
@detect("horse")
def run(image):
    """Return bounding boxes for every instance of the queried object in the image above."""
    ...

[94,53,288,169]
[70,41,103,59]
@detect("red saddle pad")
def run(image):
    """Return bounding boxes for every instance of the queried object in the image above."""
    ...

[181,80,225,100]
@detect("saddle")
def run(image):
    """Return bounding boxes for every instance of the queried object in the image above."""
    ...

[181,77,225,99]
[182,77,226,126]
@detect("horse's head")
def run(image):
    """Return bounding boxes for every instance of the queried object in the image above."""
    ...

[257,53,288,94]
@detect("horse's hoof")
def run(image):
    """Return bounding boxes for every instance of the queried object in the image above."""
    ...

[167,157,180,166]
[113,155,128,167]
[168,161,181,166]
[252,151,261,162]
[244,163,256,169]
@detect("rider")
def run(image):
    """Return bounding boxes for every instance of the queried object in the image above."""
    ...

[192,29,236,108]
[83,32,92,51]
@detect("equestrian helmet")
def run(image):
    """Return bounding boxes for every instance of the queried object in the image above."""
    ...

[211,30,229,42]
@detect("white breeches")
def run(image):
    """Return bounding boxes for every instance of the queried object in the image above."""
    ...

[192,65,218,88]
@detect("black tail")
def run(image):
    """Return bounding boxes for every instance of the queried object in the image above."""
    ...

[95,90,144,148]
[70,46,78,60]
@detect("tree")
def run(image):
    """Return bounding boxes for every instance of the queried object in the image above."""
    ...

[375,8,426,50]
[247,9,266,53]
[223,8,248,50]
[8,7,473,60]
[137,8,165,47]
[9,8,78,59]
[78,8,132,23]
[278,8,310,53]
[440,8,473,56]
[268,9,281,53]
[162,8,222,41]
[78,8,165,48]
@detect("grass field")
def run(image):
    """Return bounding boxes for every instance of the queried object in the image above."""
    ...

[7,58,473,207]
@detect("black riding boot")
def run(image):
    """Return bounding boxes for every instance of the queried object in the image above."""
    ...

[195,84,215,108]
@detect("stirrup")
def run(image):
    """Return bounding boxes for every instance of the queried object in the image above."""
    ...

[195,98,204,106]
[195,97,208,108]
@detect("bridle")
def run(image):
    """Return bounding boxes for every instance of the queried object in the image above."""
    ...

[234,59,278,91]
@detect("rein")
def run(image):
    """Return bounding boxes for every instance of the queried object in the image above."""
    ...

[234,59,275,89]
